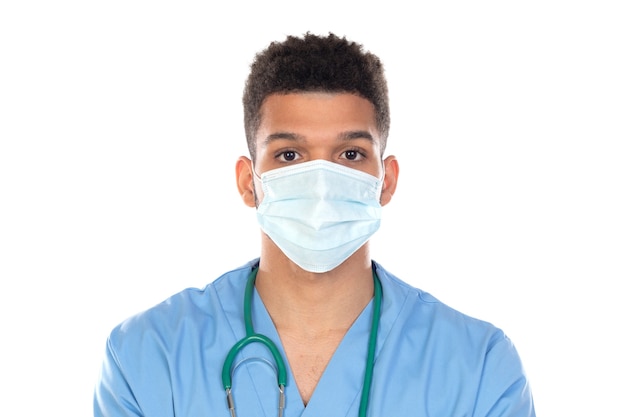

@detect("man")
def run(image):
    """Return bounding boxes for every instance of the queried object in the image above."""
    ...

[94,33,535,416]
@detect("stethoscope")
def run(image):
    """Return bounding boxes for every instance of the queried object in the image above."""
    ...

[221,266,383,417]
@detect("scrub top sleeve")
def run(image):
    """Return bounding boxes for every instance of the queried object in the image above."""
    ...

[94,337,143,417]
[474,334,536,417]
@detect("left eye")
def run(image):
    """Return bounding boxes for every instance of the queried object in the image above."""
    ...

[343,150,361,160]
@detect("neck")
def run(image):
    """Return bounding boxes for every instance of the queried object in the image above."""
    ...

[255,241,375,335]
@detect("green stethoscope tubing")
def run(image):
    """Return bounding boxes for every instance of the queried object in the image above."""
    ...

[221,266,382,417]
[221,268,288,390]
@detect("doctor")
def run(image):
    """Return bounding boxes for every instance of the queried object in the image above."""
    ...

[94,33,535,417]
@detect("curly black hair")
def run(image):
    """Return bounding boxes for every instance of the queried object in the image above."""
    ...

[243,32,390,161]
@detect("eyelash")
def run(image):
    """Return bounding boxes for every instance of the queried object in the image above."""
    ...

[274,148,367,162]
[276,150,299,162]
[342,148,366,160]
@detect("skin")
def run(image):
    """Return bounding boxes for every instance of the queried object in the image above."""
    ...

[235,92,399,405]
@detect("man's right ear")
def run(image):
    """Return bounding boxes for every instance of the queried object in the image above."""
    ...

[235,156,257,208]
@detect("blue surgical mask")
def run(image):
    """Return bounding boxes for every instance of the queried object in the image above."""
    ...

[255,159,383,273]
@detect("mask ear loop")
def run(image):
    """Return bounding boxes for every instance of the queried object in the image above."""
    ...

[251,162,262,182]
[377,157,390,204]
[250,163,262,208]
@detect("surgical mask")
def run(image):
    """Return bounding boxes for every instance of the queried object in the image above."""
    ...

[255,159,383,273]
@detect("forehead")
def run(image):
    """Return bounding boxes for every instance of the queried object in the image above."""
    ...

[257,92,379,141]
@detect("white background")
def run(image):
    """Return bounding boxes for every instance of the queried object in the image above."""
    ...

[1,1,624,416]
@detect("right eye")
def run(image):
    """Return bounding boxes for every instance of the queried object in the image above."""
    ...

[277,150,300,162]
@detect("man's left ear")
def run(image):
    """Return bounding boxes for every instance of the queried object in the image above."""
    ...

[380,155,399,206]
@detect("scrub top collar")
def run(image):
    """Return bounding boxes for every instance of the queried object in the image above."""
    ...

[216,259,407,417]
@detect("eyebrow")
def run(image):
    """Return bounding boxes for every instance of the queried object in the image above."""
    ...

[339,130,375,142]
[263,132,304,145]
[263,130,374,145]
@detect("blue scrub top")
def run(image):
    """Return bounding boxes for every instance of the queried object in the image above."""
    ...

[94,260,535,417]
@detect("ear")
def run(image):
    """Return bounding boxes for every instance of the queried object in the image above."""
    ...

[235,156,257,208]
[380,155,399,206]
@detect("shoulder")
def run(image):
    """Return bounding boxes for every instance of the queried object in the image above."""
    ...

[374,261,509,350]
[95,260,259,416]
[107,260,256,354]
[373,262,535,416]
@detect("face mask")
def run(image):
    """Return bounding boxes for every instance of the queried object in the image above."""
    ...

[255,159,383,273]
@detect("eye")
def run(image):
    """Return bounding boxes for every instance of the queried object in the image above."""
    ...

[342,149,365,161]
[277,150,300,162]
